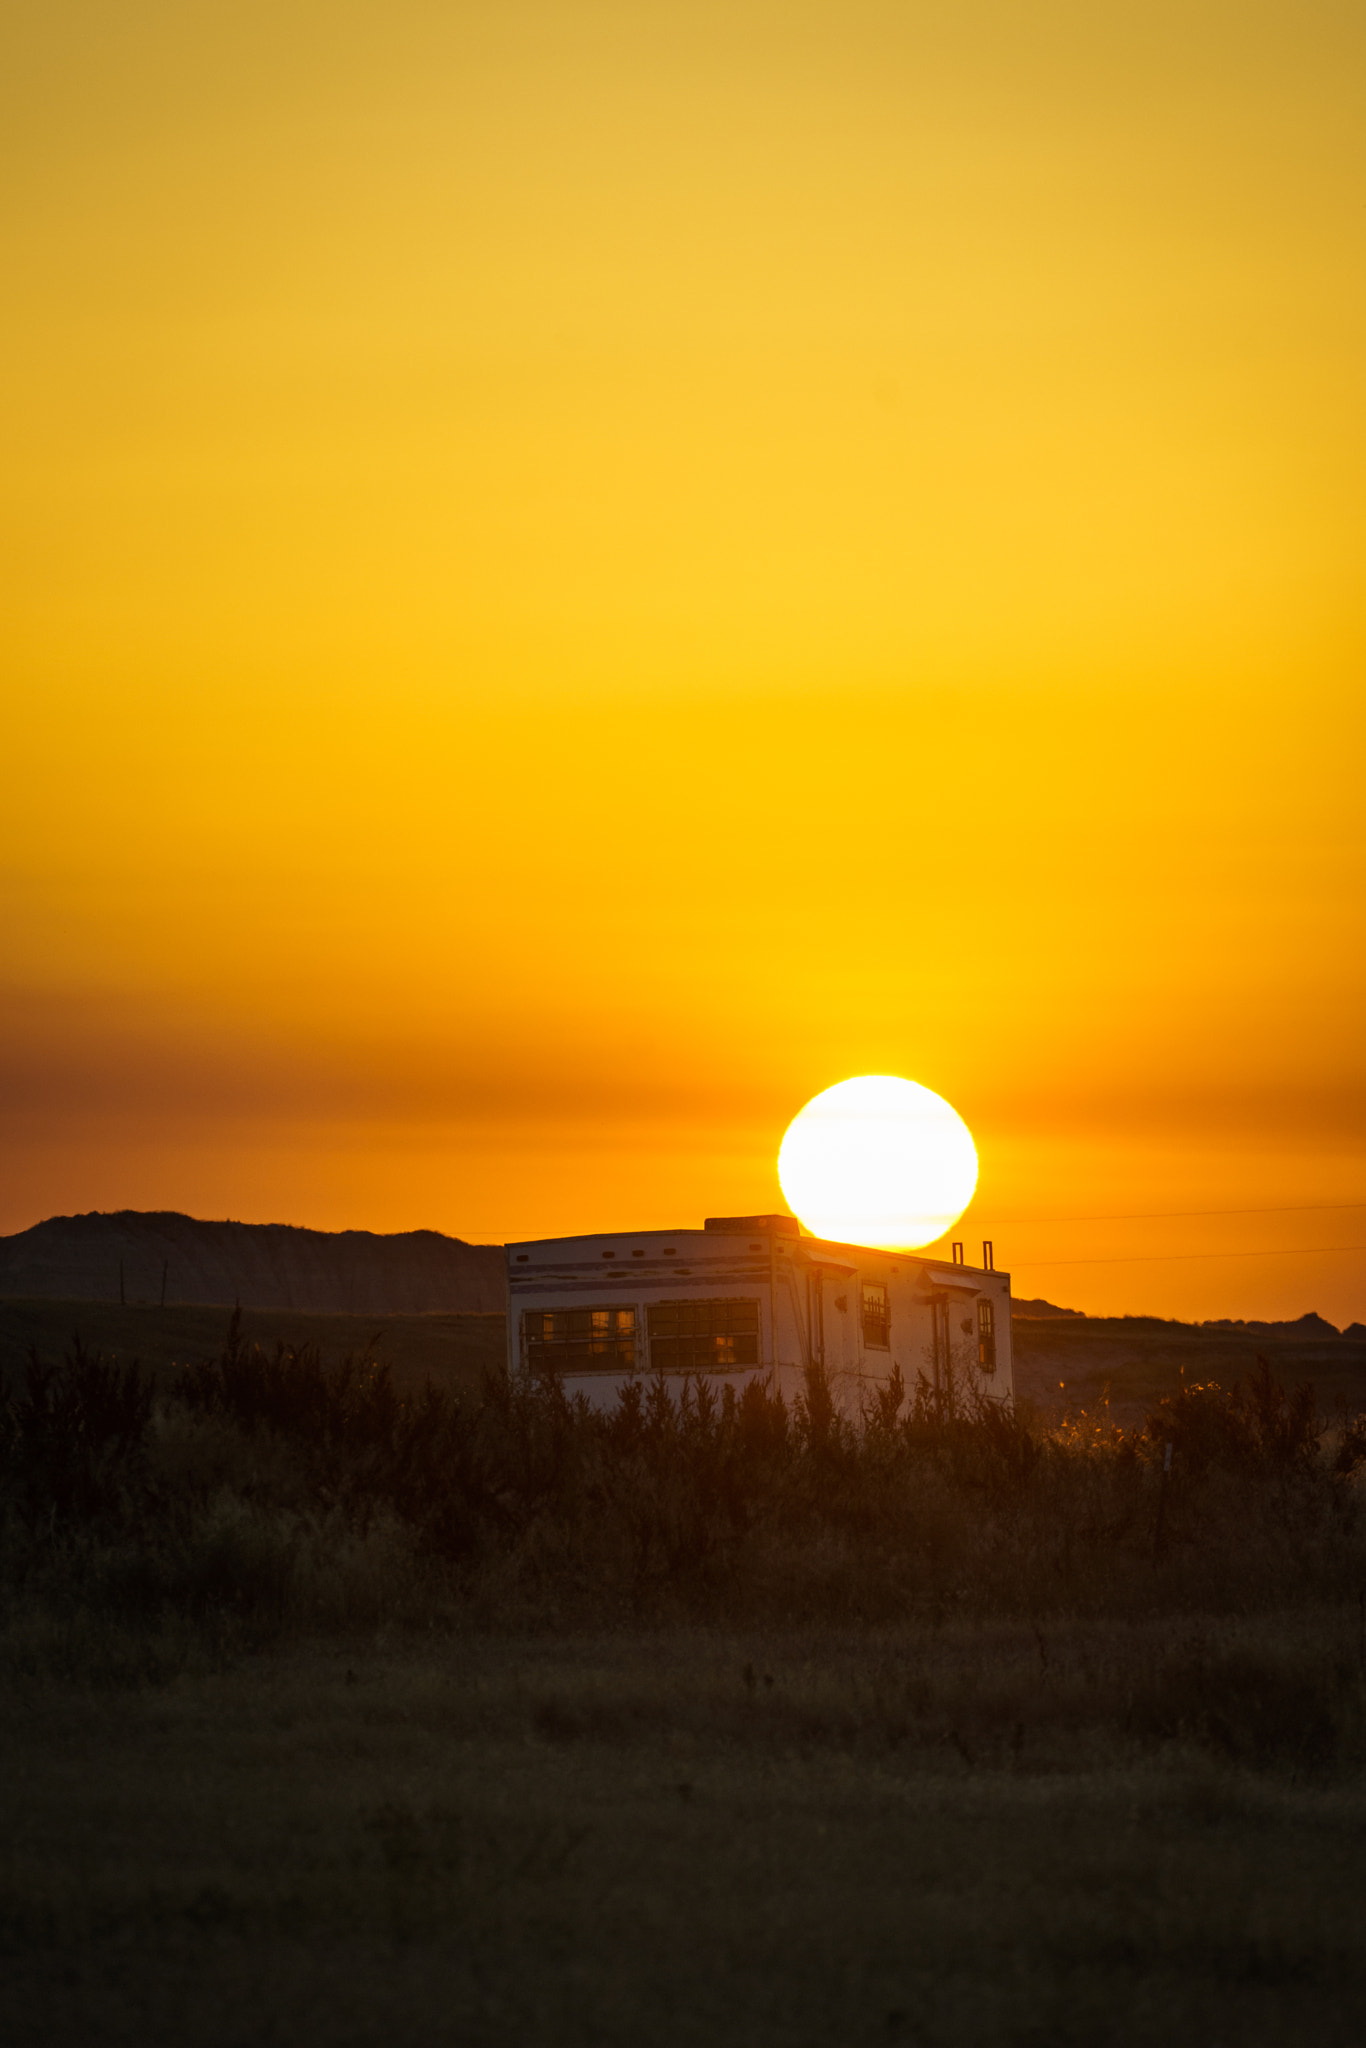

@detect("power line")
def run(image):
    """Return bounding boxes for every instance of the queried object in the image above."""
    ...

[984,1199,1366,1229]
[1012,1243,1366,1270]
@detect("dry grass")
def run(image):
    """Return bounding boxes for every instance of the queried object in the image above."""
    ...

[3,1327,1366,2043]
[4,1631,1366,2047]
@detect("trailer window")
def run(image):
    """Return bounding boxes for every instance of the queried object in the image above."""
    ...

[524,1305,637,1374]
[647,1298,760,1371]
[861,1283,890,1350]
[977,1298,996,1373]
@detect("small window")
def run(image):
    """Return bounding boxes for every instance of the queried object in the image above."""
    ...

[524,1306,636,1374]
[861,1283,890,1350]
[978,1298,996,1373]
[648,1298,760,1372]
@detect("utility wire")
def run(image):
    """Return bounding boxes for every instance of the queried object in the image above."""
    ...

[1012,1243,1366,1270]
[982,1199,1366,1228]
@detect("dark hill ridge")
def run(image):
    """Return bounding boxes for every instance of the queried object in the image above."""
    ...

[1013,1299,1355,1339]
[0,1211,505,1314]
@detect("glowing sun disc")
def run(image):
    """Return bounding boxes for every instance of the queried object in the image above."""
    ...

[778,1076,978,1249]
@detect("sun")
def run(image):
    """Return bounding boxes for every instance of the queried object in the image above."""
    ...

[777,1075,978,1250]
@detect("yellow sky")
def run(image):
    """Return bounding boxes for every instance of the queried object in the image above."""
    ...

[3,1,1364,1319]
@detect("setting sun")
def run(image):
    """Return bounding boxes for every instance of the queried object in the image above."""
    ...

[777,1076,979,1250]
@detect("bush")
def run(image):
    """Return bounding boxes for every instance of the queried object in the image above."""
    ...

[0,1339,154,1536]
[1,1327,1363,1649]
[1144,1356,1324,1478]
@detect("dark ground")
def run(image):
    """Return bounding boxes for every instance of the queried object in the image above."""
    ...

[1012,1315,1366,1426]
[0,1297,505,1399]
[5,1628,1366,2048]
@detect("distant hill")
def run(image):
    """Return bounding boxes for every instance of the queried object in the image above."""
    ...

[1014,1305,1353,1339]
[1010,1305,1366,1424]
[0,1211,505,1314]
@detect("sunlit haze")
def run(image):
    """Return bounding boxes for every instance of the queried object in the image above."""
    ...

[779,1079,978,1250]
[2,2,1365,1321]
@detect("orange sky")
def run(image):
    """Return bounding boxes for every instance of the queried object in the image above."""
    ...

[3,1,1365,1321]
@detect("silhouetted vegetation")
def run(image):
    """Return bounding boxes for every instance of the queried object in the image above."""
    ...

[5,1322,1366,2045]
[3,1316,1364,1676]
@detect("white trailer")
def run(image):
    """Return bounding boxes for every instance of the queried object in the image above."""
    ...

[505,1213,1013,1414]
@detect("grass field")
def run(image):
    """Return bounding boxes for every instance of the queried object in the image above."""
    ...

[3,1315,1365,2044]
[1012,1315,1366,1428]
[0,1297,503,1399]
[6,1626,1366,2048]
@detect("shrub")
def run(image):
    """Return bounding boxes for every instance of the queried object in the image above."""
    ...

[0,1339,154,1535]
[1,1325,1362,1643]
[1144,1356,1322,1478]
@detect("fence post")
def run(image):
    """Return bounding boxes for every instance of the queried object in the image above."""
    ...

[1152,1439,1173,1561]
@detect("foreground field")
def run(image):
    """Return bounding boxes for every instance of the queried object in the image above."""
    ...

[5,1624,1366,2048]
[3,1328,1365,2042]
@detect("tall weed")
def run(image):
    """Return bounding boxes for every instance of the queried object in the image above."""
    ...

[1,1330,1363,1655]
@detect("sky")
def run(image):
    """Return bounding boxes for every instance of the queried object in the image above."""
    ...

[3,0,1364,1322]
